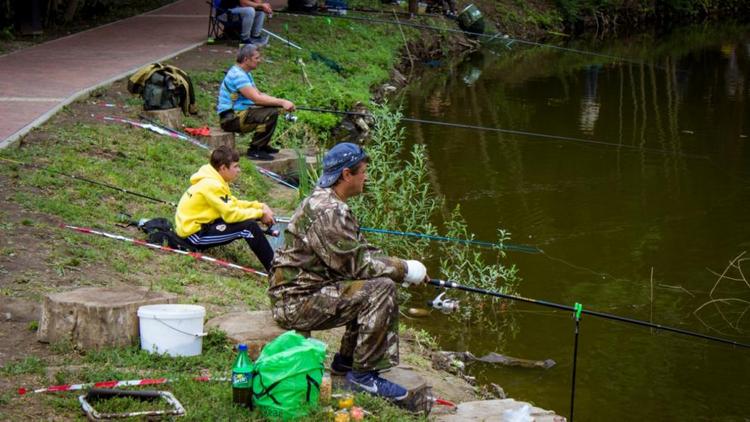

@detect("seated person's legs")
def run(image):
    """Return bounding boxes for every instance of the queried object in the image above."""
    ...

[184,218,274,271]
[242,107,280,155]
[230,6,256,42]
[250,11,266,40]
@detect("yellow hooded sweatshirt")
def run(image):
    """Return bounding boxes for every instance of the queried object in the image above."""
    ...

[175,164,264,237]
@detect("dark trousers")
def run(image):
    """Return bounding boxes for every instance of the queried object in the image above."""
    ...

[219,107,279,150]
[184,218,274,271]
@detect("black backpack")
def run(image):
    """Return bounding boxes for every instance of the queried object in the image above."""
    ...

[137,218,194,251]
[128,64,197,114]
[142,72,181,111]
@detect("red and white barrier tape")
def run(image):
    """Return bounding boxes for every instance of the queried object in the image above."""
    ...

[63,224,268,278]
[18,375,229,395]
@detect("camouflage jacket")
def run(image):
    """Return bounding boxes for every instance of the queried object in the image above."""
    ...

[268,187,406,301]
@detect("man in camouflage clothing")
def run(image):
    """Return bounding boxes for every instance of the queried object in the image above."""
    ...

[268,142,429,402]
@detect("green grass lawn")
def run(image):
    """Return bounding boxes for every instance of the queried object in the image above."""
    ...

[0,11,460,421]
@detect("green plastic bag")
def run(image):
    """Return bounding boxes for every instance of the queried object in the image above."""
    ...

[252,331,327,420]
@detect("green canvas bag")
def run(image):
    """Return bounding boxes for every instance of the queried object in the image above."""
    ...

[252,331,327,420]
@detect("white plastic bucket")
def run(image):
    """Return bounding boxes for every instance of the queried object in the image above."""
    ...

[137,304,206,357]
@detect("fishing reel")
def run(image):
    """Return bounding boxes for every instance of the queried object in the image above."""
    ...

[428,292,459,314]
[284,113,298,122]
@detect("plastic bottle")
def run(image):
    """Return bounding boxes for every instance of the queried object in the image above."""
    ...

[232,344,253,409]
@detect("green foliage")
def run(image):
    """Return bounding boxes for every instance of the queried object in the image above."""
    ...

[553,0,750,25]
[349,106,520,318]
[349,104,438,258]
[0,26,12,41]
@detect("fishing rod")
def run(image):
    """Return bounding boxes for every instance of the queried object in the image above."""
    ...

[344,6,444,18]
[0,156,176,207]
[64,224,269,278]
[94,116,545,252]
[18,375,228,395]
[131,115,211,150]
[3,155,518,252]
[428,278,750,349]
[296,106,706,158]
[274,216,540,254]
[137,114,302,189]
[276,10,653,67]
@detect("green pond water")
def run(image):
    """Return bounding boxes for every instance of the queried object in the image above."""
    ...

[399,24,750,420]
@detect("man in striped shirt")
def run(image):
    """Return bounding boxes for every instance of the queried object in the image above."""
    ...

[217,44,295,161]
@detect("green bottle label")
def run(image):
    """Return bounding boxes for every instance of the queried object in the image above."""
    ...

[232,371,251,388]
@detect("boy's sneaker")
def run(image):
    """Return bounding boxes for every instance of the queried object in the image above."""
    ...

[345,370,408,401]
[330,353,353,375]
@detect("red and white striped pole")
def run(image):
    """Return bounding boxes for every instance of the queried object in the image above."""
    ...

[63,225,268,278]
[18,375,229,395]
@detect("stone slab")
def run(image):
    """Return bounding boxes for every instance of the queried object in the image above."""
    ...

[141,108,183,129]
[37,287,177,350]
[199,127,235,149]
[434,398,565,422]
[252,148,316,177]
[206,310,287,359]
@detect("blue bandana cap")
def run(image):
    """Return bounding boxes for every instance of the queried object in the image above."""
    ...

[317,142,368,188]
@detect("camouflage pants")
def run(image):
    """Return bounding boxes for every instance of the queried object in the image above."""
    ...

[271,278,399,372]
[219,106,279,149]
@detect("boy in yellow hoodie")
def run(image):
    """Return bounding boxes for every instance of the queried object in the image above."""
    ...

[175,146,275,270]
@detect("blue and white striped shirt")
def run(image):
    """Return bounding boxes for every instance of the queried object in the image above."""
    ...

[217,65,255,113]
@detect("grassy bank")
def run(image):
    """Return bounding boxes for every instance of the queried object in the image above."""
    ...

[0,10,493,421]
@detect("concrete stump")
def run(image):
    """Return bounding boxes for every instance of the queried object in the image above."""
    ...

[206,310,286,359]
[255,148,316,177]
[37,287,177,350]
[141,107,182,129]
[199,127,235,149]
[434,398,565,422]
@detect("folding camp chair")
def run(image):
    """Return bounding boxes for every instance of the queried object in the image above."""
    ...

[207,0,242,43]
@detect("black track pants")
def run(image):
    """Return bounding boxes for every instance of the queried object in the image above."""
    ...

[184,218,274,271]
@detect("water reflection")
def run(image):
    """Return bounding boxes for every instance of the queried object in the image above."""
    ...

[579,65,601,134]
[401,24,750,420]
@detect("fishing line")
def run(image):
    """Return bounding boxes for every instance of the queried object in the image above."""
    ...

[276,10,660,68]
[108,112,297,189]
[274,216,540,253]
[0,156,176,207]
[296,106,706,158]
[1,155,522,253]
[428,278,750,348]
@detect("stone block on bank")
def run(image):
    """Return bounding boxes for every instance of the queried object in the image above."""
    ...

[141,108,182,129]
[206,310,286,359]
[198,127,235,149]
[37,287,177,350]
[254,148,316,178]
